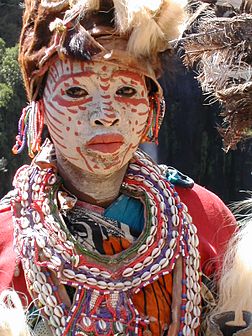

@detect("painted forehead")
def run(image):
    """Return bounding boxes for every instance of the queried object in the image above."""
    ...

[47,59,147,88]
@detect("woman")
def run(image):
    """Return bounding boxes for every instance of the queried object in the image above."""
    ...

[0,1,235,335]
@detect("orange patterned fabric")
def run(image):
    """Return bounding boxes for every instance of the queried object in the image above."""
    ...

[133,275,172,335]
[103,236,172,335]
[102,237,132,255]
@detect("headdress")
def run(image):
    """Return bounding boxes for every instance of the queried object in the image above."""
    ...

[19,0,188,101]
[14,0,188,157]
[181,0,252,150]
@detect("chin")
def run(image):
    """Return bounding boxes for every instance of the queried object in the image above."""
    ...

[94,157,126,173]
[74,145,134,174]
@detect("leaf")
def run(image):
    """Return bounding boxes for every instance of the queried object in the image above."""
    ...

[0,83,13,108]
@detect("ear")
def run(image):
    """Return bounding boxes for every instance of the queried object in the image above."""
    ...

[141,94,165,144]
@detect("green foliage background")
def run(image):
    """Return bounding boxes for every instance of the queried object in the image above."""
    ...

[0,0,28,196]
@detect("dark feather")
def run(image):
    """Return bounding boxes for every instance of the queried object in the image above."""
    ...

[64,24,104,61]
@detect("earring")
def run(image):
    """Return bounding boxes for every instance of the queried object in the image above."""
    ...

[12,100,45,158]
[141,94,166,144]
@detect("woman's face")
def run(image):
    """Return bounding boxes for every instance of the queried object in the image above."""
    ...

[43,59,150,175]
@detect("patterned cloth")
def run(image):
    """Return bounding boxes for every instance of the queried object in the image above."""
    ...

[60,197,173,335]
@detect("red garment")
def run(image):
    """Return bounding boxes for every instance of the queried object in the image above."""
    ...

[0,206,28,296]
[0,183,236,299]
[177,184,236,277]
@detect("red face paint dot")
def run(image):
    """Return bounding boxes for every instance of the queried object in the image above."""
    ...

[77,120,81,125]
[75,132,79,136]
[68,117,72,121]
[102,65,107,71]
[66,127,70,131]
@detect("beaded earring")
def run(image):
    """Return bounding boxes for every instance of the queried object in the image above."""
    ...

[141,94,166,144]
[12,100,45,158]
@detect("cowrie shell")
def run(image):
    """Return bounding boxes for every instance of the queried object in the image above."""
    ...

[122,267,134,277]
[63,269,75,279]
[46,294,57,307]
[83,317,92,327]
[54,306,64,318]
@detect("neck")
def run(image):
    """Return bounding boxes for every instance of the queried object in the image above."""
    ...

[56,153,128,208]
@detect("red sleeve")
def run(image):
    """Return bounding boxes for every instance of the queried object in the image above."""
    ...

[0,207,30,300]
[176,184,236,278]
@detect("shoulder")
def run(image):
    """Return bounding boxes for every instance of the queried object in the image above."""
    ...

[177,183,236,275]
[159,164,235,233]
[0,191,17,246]
[0,192,18,291]
[0,191,16,238]
[0,192,31,299]
[160,168,236,277]
[177,183,235,228]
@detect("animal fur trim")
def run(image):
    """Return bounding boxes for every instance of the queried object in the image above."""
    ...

[19,0,188,100]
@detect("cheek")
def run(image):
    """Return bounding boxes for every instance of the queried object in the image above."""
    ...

[44,102,85,144]
[127,103,149,136]
[63,114,87,139]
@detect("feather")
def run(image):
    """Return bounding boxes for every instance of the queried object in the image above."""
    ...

[0,290,30,336]
[113,0,188,56]
[182,10,252,149]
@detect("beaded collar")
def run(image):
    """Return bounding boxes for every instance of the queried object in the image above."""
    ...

[12,142,201,336]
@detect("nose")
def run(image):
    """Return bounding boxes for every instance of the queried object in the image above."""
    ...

[93,115,120,126]
[90,108,120,127]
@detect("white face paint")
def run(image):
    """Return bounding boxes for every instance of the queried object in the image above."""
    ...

[43,59,150,175]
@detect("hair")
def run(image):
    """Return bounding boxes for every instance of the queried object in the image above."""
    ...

[0,289,30,336]
[210,195,252,326]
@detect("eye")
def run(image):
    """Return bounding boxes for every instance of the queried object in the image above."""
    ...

[116,86,137,97]
[66,87,88,98]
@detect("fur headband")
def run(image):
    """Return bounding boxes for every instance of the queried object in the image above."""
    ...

[19,0,188,100]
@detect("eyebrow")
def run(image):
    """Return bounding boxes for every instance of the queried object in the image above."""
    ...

[112,70,145,86]
[52,71,95,91]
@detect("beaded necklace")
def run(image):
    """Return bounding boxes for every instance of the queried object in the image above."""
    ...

[12,145,201,336]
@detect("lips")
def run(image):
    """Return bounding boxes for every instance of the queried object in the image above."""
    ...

[86,134,124,153]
